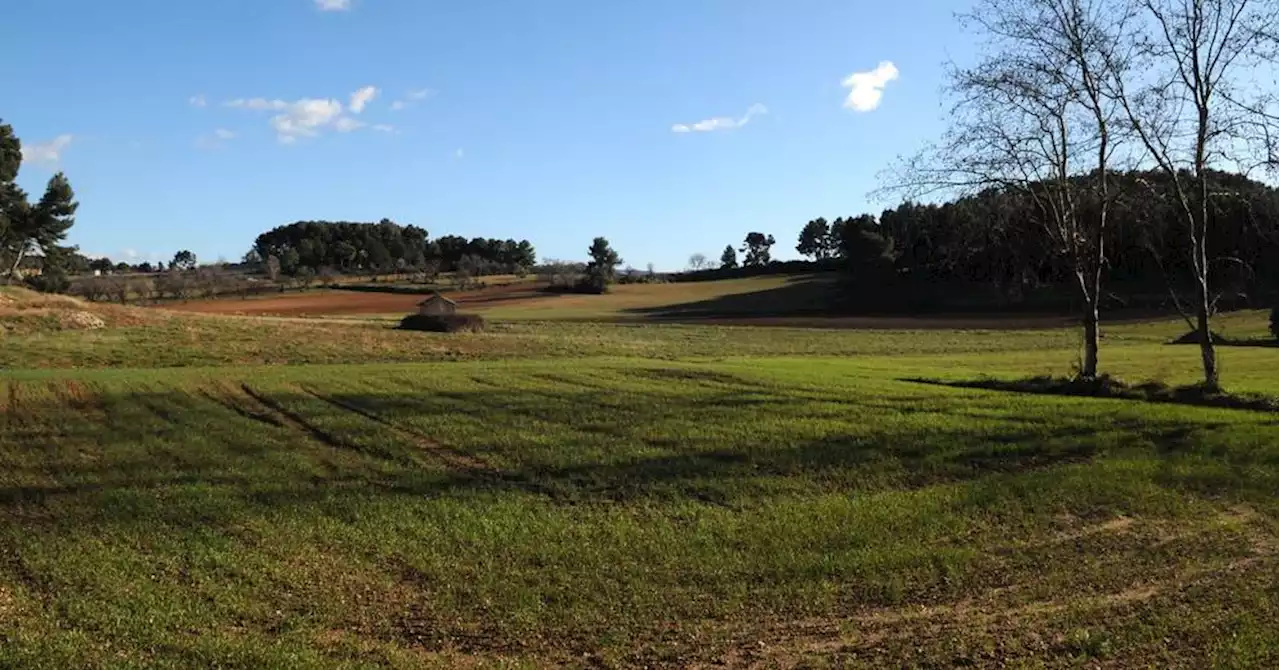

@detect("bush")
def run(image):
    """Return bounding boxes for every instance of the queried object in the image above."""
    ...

[25,268,71,294]
[398,313,486,333]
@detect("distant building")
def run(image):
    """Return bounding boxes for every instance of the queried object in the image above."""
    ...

[417,292,457,316]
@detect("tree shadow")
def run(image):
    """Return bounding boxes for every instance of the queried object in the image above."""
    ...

[1,370,1261,532]
[902,375,1278,412]
[622,274,844,320]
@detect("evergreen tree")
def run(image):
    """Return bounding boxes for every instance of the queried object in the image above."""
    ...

[0,121,78,278]
[719,245,738,269]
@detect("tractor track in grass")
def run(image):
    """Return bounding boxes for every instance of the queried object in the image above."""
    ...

[295,384,494,474]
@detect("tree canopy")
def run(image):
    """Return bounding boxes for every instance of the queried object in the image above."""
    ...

[740,233,775,267]
[252,220,536,277]
[0,120,79,279]
[719,245,738,269]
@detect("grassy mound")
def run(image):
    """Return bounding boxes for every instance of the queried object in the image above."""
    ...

[0,286,148,334]
[398,312,487,333]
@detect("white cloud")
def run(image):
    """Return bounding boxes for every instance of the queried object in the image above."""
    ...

[21,134,73,165]
[213,128,236,140]
[314,0,351,11]
[334,117,365,132]
[189,94,207,108]
[268,98,344,142]
[372,124,395,133]
[841,61,899,112]
[349,86,378,113]
[671,103,767,133]
[227,90,395,142]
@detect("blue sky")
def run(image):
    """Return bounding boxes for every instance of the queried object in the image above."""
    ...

[4,0,972,270]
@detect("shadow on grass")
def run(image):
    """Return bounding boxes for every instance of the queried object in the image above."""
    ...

[903,375,1278,413]
[1167,331,1278,348]
[621,273,844,319]
[4,366,1274,532]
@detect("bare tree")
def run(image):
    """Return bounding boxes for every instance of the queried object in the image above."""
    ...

[687,253,709,271]
[1109,0,1277,389]
[265,254,281,283]
[880,0,1131,378]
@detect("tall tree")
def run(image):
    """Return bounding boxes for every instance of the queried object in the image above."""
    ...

[796,218,834,260]
[687,253,709,271]
[740,232,776,267]
[586,236,622,287]
[881,0,1130,379]
[719,245,738,269]
[171,250,197,271]
[1110,0,1278,389]
[0,121,79,279]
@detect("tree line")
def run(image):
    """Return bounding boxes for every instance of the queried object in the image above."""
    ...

[883,0,1277,389]
[249,220,536,279]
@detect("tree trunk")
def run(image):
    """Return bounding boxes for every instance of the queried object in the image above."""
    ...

[1081,296,1100,379]
[1194,272,1219,390]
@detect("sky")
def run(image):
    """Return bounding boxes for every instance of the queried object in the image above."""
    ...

[3,0,974,270]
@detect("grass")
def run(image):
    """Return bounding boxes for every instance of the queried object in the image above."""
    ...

[466,274,826,321]
[0,357,1275,667]
[0,284,1275,666]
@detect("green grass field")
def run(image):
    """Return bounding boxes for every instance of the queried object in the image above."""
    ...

[0,285,1275,667]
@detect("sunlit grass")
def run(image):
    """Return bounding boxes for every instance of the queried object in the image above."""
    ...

[0,349,1274,666]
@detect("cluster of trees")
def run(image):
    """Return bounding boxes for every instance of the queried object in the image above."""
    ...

[77,249,199,275]
[72,264,318,304]
[250,220,536,279]
[885,0,1277,387]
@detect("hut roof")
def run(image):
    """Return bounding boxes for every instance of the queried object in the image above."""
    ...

[417,292,457,306]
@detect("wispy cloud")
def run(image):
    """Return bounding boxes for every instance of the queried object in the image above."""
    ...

[389,88,434,111]
[349,86,378,113]
[671,103,767,133]
[334,117,365,132]
[225,98,288,111]
[314,0,351,11]
[21,134,73,165]
[372,124,395,133]
[189,94,207,108]
[841,61,898,112]
[225,86,385,143]
[196,128,237,149]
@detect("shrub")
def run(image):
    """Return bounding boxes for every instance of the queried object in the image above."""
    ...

[25,267,71,294]
[1270,304,1277,338]
[398,313,486,333]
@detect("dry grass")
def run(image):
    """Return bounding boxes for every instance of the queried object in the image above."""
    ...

[0,286,155,335]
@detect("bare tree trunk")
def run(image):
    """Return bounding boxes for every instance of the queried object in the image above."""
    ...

[1193,186,1219,388]
[1082,297,1100,378]
[1076,267,1101,378]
